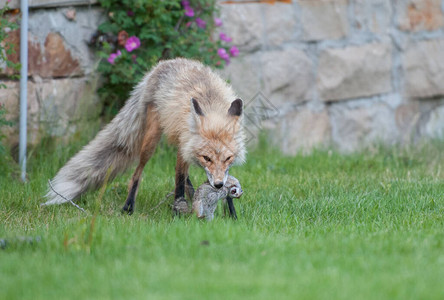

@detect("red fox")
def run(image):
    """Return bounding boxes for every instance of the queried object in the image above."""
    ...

[43,58,246,214]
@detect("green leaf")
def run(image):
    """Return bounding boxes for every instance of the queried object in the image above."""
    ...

[94,0,233,112]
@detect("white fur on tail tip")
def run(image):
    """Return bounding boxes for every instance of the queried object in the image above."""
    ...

[42,178,81,206]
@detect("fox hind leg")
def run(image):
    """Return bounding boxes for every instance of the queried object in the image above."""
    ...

[122,103,161,215]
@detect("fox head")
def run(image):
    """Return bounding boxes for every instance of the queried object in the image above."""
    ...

[185,98,246,189]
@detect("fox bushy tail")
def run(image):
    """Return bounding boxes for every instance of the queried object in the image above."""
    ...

[43,79,150,205]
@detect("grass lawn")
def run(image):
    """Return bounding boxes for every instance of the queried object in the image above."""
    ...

[1,131,443,300]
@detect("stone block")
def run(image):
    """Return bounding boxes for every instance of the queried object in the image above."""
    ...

[423,104,444,138]
[298,0,349,41]
[397,0,444,32]
[2,31,82,78]
[329,101,398,152]
[395,102,421,141]
[260,48,314,106]
[0,81,40,146]
[270,108,331,155]
[1,0,98,9]
[218,4,264,52]
[403,39,444,98]
[0,77,101,146]
[354,0,392,34]
[29,7,105,75]
[219,53,262,102]
[2,6,104,77]
[263,3,297,46]
[317,43,392,101]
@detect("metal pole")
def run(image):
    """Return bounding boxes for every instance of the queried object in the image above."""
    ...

[19,0,28,182]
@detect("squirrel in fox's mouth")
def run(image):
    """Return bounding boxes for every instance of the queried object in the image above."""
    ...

[192,175,243,221]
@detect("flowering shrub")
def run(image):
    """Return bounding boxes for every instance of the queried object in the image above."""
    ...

[0,0,20,87]
[0,1,19,174]
[94,0,239,112]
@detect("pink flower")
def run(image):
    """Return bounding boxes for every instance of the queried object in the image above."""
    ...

[107,50,122,64]
[132,54,137,62]
[185,22,192,28]
[184,6,194,17]
[181,0,190,7]
[219,33,232,43]
[229,46,239,57]
[127,10,134,17]
[217,48,228,58]
[217,48,230,64]
[214,17,223,27]
[195,18,206,29]
[125,36,141,52]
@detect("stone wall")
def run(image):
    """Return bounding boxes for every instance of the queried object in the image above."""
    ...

[1,0,444,154]
[0,1,103,147]
[219,0,444,153]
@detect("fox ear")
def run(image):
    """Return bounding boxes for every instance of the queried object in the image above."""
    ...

[228,99,243,116]
[190,98,204,131]
[191,98,204,117]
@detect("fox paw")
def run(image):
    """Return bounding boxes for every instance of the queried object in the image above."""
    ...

[122,202,134,215]
[173,197,191,215]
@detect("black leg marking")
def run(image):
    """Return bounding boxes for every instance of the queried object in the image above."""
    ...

[226,196,237,220]
[123,180,139,215]
[185,176,195,200]
[175,173,186,199]
[173,174,190,215]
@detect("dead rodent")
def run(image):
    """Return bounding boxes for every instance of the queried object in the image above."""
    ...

[192,175,243,221]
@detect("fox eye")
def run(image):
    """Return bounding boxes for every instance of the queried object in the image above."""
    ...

[225,156,232,162]
[203,156,212,162]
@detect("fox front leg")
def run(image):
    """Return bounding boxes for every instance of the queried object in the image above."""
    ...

[172,153,191,215]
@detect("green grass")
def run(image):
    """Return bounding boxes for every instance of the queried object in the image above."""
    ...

[1,131,443,300]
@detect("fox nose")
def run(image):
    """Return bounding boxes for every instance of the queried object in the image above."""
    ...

[214,182,223,189]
